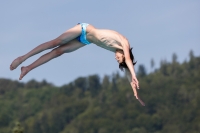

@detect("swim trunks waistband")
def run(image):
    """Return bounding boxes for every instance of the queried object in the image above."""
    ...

[77,23,91,45]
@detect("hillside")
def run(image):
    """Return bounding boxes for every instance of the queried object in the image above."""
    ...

[0,54,199,133]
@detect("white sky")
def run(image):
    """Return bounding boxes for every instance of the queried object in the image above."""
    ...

[0,0,199,86]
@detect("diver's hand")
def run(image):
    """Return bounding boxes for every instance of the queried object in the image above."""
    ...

[137,95,145,106]
[130,82,145,106]
[131,75,139,89]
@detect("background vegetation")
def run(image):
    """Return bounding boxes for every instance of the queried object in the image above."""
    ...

[0,51,199,133]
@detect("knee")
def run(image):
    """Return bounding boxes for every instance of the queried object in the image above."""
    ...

[52,49,64,57]
[51,39,62,47]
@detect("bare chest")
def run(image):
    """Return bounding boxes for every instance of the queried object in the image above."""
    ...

[87,29,124,52]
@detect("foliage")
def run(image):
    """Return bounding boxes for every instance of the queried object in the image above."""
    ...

[12,122,24,133]
[0,53,199,133]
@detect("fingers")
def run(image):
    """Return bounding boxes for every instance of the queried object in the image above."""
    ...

[133,87,145,106]
[132,86,138,99]
[137,97,145,106]
[137,83,140,89]
[136,80,139,89]
[135,94,138,99]
[131,78,144,106]
[132,78,139,89]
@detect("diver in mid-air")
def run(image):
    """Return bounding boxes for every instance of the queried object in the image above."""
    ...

[10,23,145,106]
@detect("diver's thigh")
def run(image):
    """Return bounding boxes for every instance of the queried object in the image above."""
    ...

[56,24,82,45]
[58,39,86,53]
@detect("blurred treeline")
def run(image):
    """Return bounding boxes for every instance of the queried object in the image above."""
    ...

[0,51,199,133]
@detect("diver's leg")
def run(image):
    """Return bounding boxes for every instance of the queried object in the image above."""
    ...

[19,39,85,80]
[10,24,82,70]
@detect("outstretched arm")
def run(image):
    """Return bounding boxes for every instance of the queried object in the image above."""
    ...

[125,68,145,106]
[122,40,139,88]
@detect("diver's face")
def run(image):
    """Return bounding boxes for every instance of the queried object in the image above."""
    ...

[115,50,125,63]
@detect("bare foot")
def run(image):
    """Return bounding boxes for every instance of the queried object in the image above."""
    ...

[10,57,24,70]
[19,67,29,80]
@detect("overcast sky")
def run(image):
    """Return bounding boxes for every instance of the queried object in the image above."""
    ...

[0,0,199,86]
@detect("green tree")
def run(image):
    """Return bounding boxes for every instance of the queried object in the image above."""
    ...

[74,77,87,91]
[0,53,200,133]
[88,75,101,96]
[172,53,178,63]
[137,64,147,77]
[102,75,110,89]
[189,50,194,60]
[12,122,24,133]
[150,58,155,72]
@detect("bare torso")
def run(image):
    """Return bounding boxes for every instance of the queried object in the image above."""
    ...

[86,24,128,52]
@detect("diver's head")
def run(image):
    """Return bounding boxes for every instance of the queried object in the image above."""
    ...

[115,48,136,71]
[115,49,125,63]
